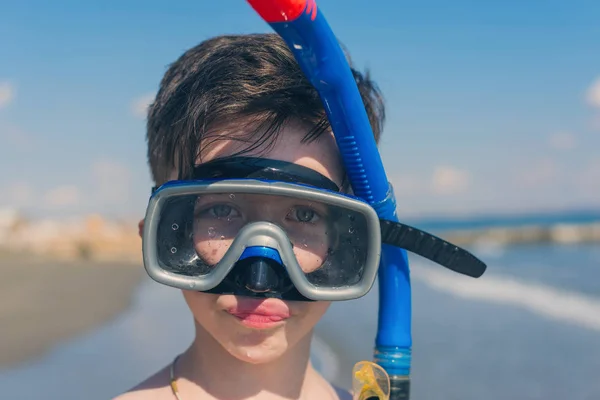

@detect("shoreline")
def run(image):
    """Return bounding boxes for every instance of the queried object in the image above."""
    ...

[2,210,599,265]
[443,222,600,246]
[0,257,145,369]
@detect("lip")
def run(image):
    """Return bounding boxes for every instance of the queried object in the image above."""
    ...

[226,298,291,329]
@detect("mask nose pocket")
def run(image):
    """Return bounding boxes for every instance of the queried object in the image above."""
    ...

[233,246,292,294]
[237,257,281,293]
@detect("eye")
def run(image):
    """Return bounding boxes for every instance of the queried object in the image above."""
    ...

[209,204,239,219]
[289,206,320,223]
[196,203,241,220]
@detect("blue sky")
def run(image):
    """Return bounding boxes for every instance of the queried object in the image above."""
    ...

[1,0,599,219]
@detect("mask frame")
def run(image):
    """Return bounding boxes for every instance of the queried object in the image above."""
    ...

[143,178,383,301]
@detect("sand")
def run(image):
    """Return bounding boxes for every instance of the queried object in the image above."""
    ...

[0,255,144,369]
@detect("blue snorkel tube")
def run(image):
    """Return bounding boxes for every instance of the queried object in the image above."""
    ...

[247,1,412,398]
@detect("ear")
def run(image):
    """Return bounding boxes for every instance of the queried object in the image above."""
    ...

[138,219,145,238]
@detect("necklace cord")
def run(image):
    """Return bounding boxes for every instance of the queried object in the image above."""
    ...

[170,355,183,400]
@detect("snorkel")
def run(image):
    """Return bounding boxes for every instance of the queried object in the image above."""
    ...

[246,1,412,398]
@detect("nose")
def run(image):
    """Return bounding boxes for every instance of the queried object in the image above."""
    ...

[244,257,280,293]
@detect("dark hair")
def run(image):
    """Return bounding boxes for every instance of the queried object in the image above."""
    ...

[146,33,385,185]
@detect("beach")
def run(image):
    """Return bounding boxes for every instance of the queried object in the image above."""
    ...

[1,244,600,399]
[0,256,144,369]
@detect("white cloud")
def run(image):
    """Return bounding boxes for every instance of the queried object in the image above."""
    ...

[130,93,155,118]
[548,132,577,151]
[586,77,600,108]
[91,159,132,205]
[431,166,470,195]
[43,185,81,208]
[0,82,15,109]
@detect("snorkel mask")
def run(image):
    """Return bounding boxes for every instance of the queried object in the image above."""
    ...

[142,1,489,399]
[143,156,485,302]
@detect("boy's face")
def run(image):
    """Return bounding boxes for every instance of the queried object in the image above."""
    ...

[140,120,345,365]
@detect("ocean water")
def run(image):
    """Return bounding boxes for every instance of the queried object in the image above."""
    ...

[0,220,599,399]
[318,243,600,398]
[405,209,600,232]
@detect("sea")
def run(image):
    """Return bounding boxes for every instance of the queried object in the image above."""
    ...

[1,210,599,400]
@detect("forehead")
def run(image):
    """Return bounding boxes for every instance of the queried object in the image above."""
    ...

[198,121,345,187]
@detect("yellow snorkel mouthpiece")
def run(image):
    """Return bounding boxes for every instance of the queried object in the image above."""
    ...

[352,361,391,400]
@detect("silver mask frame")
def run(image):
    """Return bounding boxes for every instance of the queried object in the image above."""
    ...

[142,179,383,301]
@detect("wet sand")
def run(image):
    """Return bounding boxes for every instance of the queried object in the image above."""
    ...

[0,256,144,369]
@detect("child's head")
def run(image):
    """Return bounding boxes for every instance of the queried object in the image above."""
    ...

[143,33,385,364]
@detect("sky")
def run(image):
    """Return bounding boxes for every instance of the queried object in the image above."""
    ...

[1,0,599,220]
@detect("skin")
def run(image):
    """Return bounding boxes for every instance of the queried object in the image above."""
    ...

[115,120,351,400]
[193,193,331,273]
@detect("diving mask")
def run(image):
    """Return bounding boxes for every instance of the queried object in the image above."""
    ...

[142,157,486,301]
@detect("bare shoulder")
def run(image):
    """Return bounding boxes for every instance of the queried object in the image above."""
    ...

[112,365,173,400]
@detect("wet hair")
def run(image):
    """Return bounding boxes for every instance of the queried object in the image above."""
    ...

[146,33,386,185]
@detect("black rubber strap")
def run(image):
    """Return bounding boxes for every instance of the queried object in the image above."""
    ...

[380,219,487,278]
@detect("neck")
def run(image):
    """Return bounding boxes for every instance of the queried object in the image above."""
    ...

[175,321,328,400]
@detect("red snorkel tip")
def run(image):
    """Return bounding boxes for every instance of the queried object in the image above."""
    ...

[247,0,308,23]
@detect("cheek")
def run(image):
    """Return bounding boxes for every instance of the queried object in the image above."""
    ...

[193,221,233,265]
[182,290,218,324]
[194,238,233,265]
[293,247,326,273]
[292,229,331,273]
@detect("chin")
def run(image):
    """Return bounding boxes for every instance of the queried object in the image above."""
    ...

[226,334,289,364]
[219,308,312,365]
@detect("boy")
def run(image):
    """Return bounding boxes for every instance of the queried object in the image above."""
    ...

[116,33,385,400]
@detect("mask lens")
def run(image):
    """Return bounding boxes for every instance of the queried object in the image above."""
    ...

[155,191,371,288]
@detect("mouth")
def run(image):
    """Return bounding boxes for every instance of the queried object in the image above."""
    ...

[226,297,291,329]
